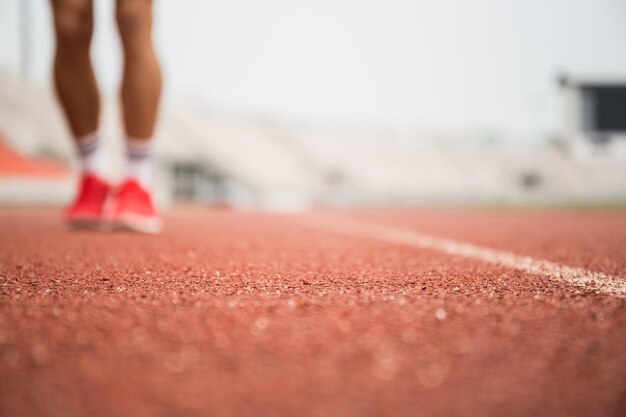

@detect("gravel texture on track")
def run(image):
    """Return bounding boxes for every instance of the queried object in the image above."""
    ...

[1,208,625,417]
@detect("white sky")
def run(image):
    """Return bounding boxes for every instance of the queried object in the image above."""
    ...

[1,0,626,139]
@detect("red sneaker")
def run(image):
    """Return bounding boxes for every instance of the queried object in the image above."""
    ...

[111,180,162,234]
[65,173,111,228]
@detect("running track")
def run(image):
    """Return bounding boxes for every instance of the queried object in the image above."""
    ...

[1,208,625,417]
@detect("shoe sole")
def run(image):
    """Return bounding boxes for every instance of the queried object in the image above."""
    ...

[66,217,103,230]
[113,213,163,234]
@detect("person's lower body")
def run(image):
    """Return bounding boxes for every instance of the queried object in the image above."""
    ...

[51,0,162,233]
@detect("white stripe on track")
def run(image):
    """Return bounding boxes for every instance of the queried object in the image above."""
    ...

[305,215,626,298]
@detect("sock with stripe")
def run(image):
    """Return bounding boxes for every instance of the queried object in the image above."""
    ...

[125,137,153,189]
[76,132,103,176]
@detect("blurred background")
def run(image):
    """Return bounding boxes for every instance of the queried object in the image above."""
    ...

[1,0,625,209]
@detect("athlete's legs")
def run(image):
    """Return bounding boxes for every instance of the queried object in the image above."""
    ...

[112,0,162,233]
[51,0,99,137]
[52,0,110,228]
[116,0,162,140]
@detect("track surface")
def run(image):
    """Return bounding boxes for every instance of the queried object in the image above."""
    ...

[1,207,625,417]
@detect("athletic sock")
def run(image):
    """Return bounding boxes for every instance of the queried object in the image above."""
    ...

[125,137,153,189]
[76,132,103,176]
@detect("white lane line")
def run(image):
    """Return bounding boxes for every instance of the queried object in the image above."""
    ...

[305,215,626,298]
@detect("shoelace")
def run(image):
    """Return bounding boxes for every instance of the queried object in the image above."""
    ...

[118,182,149,207]
[77,177,105,206]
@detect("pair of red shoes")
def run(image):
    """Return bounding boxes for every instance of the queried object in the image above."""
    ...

[65,173,162,233]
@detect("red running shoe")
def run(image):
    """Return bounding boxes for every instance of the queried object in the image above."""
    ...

[111,179,162,234]
[65,173,111,229]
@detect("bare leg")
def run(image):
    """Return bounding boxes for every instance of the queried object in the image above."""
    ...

[116,0,162,140]
[51,0,99,138]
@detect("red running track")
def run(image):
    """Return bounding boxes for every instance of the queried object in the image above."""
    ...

[1,207,625,417]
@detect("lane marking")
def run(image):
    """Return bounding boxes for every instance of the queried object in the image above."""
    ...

[304,215,626,298]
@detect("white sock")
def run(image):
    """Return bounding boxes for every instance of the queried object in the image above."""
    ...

[125,137,153,188]
[76,132,102,176]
